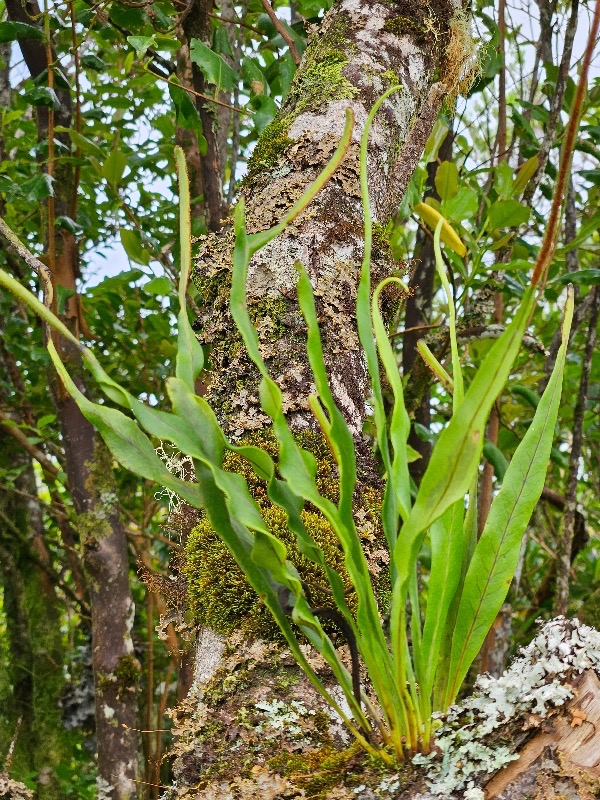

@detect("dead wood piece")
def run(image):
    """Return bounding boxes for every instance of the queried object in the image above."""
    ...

[485,670,600,800]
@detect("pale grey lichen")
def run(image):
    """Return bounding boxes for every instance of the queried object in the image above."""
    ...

[254,698,316,739]
[415,617,600,799]
[96,776,115,800]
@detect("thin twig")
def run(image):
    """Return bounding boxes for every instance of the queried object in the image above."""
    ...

[553,286,599,615]
[495,0,507,159]
[531,0,600,288]
[391,322,442,338]
[257,0,301,65]
[0,217,53,309]
[208,10,262,36]
[144,65,249,114]
[524,0,579,204]
[68,0,83,220]
[0,410,60,477]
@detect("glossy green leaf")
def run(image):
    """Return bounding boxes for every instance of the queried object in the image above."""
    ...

[371,278,411,521]
[250,95,278,133]
[120,229,150,265]
[174,146,205,389]
[127,35,155,58]
[25,86,61,109]
[0,20,44,42]
[80,54,107,71]
[22,174,55,201]
[443,187,478,222]
[493,161,514,199]
[55,215,84,235]
[189,39,237,92]
[192,461,371,752]
[47,342,203,508]
[435,161,459,201]
[423,117,449,163]
[552,269,600,286]
[144,276,171,295]
[54,126,105,159]
[241,57,267,94]
[391,285,536,656]
[421,501,465,698]
[513,155,539,195]
[103,150,128,187]
[487,199,530,230]
[169,84,207,154]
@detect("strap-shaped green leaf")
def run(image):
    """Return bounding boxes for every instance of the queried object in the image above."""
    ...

[390,284,536,695]
[420,500,465,701]
[192,461,376,755]
[433,218,464,408]
[392,284,536,586]
[295,264,357,527]
[356,86,404,555]
[371,277,411,523]
[294,265,404,732]
[175,146,205,390]
[444,289,574,703]
[166,355,372,731]
[47,341,203,508]
[167,377,225,463]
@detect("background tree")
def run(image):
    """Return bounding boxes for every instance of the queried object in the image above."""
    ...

[0,0,598,797]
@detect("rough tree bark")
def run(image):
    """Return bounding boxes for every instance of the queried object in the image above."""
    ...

[163,0,477,795]
[194,0,465,443]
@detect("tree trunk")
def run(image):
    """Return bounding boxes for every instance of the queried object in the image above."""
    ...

[194,0,462,442]
[166,0,475,793]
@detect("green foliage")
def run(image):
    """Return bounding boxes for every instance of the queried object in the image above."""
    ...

[0,102,575,761]
[189,39,238,94]
[1,0,599,786]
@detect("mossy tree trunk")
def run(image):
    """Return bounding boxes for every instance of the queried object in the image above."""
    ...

[171,0,471,793]
[195,0,464,445]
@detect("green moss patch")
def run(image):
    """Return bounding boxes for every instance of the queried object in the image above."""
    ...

[244,11,357,185]
[184,430,387,639]
[245,115,294,180]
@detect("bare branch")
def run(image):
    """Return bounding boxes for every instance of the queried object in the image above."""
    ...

[258,0,301,65]
[554,286,599,615]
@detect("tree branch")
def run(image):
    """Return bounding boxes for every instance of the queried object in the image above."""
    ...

[257,0,301,65]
